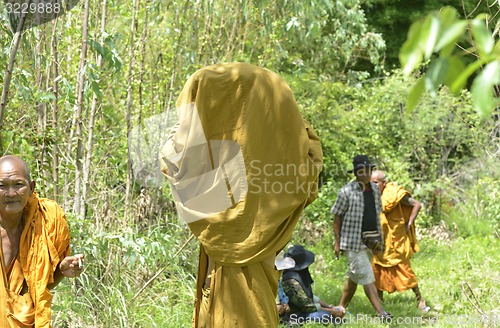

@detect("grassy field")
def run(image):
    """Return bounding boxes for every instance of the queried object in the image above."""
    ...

[287,225,500,328]
[50,216,499,327]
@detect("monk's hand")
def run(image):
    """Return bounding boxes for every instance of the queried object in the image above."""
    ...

[59,254,84,278]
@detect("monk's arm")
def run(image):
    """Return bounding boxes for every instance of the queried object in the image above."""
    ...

[48,267,65,289]
[402,195,422,229]
[334,214,342,258]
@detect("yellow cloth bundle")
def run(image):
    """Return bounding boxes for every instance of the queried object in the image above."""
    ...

[160,62,322,327]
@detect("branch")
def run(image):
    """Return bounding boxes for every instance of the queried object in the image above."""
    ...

[129,234,195,303]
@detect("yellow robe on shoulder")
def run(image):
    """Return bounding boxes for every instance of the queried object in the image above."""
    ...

[373,182,420,292]
[0,193,70,328]
[160,62,323,327]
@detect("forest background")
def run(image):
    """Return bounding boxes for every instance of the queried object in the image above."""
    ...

[0,0,499,327]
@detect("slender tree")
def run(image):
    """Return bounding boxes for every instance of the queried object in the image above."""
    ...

[125,0,140,223]
[0,11,28,153]
[50,19,60,200]
[72,0,91,215]
[81,0,108,219]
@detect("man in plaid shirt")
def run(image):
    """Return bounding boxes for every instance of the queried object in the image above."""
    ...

[331,155,392,320]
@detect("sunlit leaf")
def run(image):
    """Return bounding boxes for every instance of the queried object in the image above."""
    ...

[471,61,500,118]
[434,21,468,53]
[421,15,440,60]
[437,6,460,27]
[471,16,494,55]
[38,92,56,102]
[400,20,424,75]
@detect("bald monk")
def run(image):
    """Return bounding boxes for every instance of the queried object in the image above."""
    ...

[370,170,429,311]
[160,63,323,327]
[0,155,84,327]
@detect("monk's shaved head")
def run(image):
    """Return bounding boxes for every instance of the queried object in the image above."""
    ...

[371,169,387,193]
[0,155,32,183]
[371,169,386,181]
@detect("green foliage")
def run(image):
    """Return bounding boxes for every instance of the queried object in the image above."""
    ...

[361,0,497,69]
[0,0,498,326]
[400,6,500,117]
[53,215,197,327]
[283,224,500,327]
[300,71,488,224]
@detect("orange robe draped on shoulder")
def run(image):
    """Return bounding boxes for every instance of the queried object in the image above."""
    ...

[373,182,420,293]
[0,193,70,327]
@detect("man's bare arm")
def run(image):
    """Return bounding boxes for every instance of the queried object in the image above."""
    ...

[402,195,422,230]
[334,214,342,259]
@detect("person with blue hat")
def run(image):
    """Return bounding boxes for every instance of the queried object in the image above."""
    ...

[282,245,345,324]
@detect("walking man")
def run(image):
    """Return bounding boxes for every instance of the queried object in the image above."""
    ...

[331,155,391,319]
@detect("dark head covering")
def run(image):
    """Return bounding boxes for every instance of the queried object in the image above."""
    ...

[284,245,315,271]
[282,245,315,299]
[348,154,377,173]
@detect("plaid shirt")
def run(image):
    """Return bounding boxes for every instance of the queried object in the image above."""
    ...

[331,180,383,252]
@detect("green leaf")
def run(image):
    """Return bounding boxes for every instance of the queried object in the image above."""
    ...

[471,17,494,55]
[91,81,103,100]
[424,58,449,95]
[442,56,466,89]
[38,92,56,102]
[400,20,424,75]
[450,58,489,93]
[437,6,460,27]
[88,39,106,58]
[407,77,425,111]
[421,15,440,60]
[471,61,500,118]
[434,21,468,54]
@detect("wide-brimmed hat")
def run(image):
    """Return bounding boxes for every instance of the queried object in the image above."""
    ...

[284,245,315,271]
[275,250,296,271]
[348,154,377,173]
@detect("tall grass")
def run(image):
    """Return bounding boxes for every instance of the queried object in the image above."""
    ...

[52,216,197,328]
[284,225,499,327]
[50,175,500,327]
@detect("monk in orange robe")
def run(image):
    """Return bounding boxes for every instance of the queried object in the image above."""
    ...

[371,170,429,311]
[160,63,323,327]
[0,155,84,327]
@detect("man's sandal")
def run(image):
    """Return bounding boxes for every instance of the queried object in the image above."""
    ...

[419,305,431,313]
[378,311,393,322]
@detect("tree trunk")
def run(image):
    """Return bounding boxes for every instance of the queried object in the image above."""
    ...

[0,12,28,154]
[73,0,91,216]
[35,25,50,195]
[50,19,60,201]
[81,0,108,220]
[125,0,140,223]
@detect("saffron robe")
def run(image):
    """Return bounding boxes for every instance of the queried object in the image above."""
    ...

[373,182,420,292]
[0,193,70,327]
[160,62,323,327]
